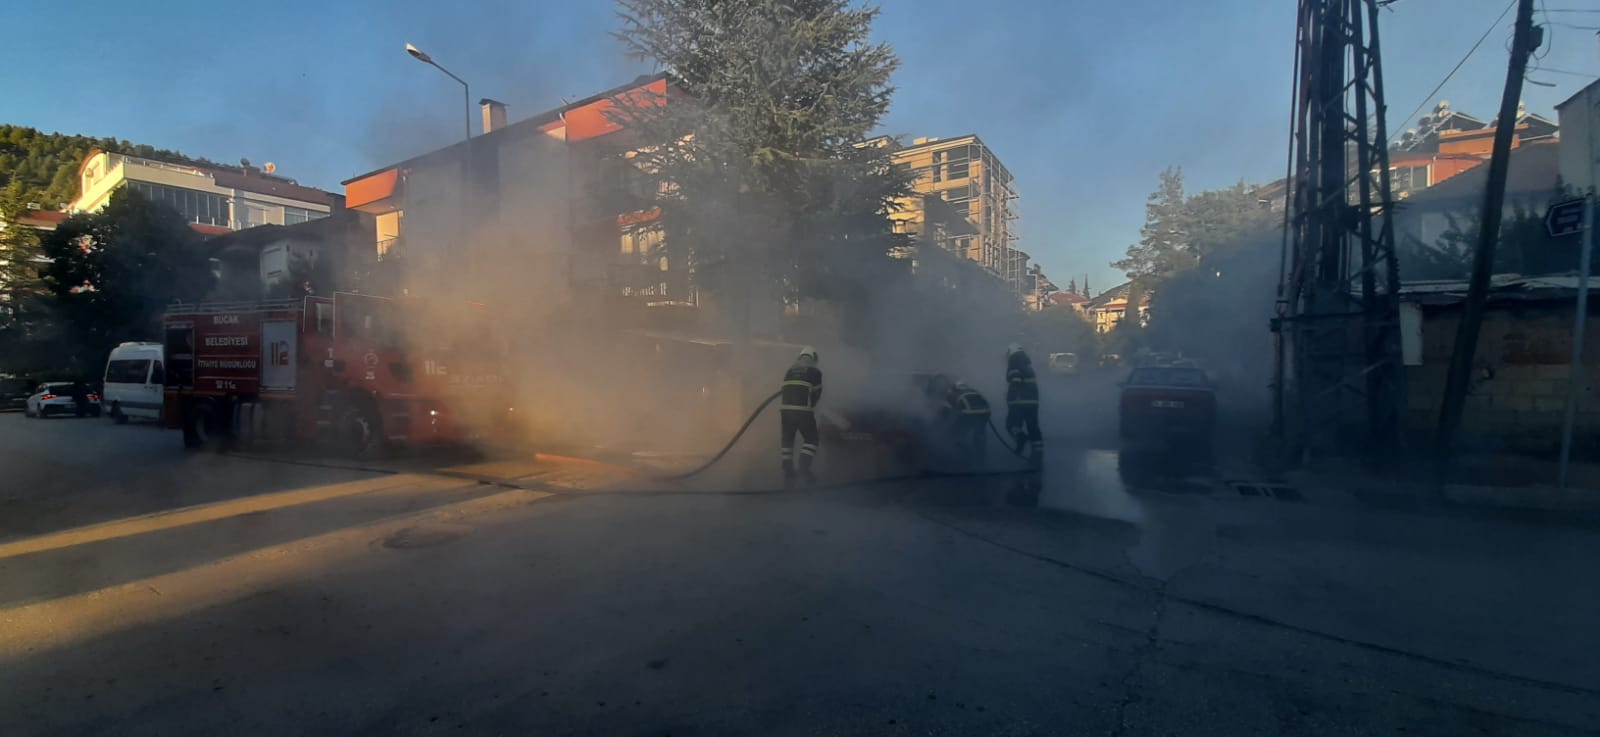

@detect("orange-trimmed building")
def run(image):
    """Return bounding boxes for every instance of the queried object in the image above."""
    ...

[341,74,684,321]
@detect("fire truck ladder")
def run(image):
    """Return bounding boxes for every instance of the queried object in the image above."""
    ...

[1273,0,1403,458]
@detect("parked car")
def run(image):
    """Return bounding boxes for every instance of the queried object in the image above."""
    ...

[24,382,101,418]
[1046,352,1079,375]
[103,341,165,423]
[0,378,34,411]
[1119,365,1215,455]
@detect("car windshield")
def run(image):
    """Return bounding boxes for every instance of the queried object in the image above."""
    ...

[1127,367,1208,388]
[3,2,1595,735]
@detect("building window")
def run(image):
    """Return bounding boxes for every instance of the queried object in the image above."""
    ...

[243,204,269,227]
[283,206,323,225]
[620,224,664,260]
[1389,164,1430,194]
[945,145,970,181]
[124,181,230,227]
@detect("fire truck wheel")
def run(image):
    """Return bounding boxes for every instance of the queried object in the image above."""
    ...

[183,401,231,452]
[337,404,381,459]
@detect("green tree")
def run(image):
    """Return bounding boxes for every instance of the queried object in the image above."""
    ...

[1020,305,1097,358]
[1111,171,1278,383]
[0,181,47,304]
[612,0,909,338]
[0,182,68,373]
[1114,168,1278,290]
[36,189,214,375]
[1399,203,1571,281]
[1113,167,1191,286]
[0,124,219,208]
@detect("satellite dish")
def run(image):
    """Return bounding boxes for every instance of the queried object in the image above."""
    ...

[240,157,251,167]
[263,162,277,174]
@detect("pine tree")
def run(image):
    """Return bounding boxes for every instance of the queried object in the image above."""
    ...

[611,0,910,330]
[1113,166,1192,286]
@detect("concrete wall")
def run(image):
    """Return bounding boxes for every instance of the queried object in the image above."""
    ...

[1557,82,1597,195]
[1405,304,1600,456]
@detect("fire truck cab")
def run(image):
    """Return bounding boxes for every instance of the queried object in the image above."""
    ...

[162,292,508,455]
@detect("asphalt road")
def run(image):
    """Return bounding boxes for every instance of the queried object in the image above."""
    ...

[1,411,1597,736]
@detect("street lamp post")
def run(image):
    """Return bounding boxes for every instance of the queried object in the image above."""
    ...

[405,43,471,142]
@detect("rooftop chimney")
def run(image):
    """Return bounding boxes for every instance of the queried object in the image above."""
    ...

[480,98,507,135]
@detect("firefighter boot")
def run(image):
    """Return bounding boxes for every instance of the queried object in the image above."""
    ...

[798,457,817,486]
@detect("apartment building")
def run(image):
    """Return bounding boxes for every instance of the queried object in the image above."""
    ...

[341,75,683,317]
[68,150,340,232]
[872,135,1022,293]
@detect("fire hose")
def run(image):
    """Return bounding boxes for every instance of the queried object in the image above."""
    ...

[644,391,784,481]
[642,391,1036,482]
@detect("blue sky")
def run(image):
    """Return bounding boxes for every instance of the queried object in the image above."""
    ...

[2,0,1596,292]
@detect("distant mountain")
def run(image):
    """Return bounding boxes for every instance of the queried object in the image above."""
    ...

[0,125,223,209]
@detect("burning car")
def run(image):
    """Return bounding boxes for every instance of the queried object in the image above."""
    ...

[822,371,957,465]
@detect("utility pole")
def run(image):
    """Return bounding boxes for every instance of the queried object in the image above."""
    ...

[1558,86,1600,488]
[1434,0,1541,454]
[1277,0,1402,457]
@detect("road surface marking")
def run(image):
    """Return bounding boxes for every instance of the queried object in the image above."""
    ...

[444,455,641,490]
[0,474,460,561]
[0,487,554,661]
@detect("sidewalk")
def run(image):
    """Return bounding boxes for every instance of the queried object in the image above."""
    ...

[1286,453,1600,523]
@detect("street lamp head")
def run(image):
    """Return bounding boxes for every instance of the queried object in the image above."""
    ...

[405,43,433,64]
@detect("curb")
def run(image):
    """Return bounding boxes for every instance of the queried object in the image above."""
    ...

[1440,483,1600,513]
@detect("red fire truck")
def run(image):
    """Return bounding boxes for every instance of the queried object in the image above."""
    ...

[161,292,510,454]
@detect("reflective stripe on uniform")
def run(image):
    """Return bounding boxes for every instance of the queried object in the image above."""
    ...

[781,379,818,411]
[1007,399,1040,406]
[798,443,817,457]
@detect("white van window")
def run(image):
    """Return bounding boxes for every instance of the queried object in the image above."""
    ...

[149,360,164,385]
[106,359,152,384]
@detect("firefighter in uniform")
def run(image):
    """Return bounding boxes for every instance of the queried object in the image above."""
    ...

[779,346,823,483]
[946,381,991,466]
[1006,344,1043,465]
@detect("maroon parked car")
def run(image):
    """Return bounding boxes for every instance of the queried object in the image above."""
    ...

[1119,366,1216,455]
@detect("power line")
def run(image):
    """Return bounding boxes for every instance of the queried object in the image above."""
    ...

[1541,7,1600,13]
[1387,0,1518,143]
[1530,65,1600,78]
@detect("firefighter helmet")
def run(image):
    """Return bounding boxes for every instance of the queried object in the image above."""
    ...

[1007,343,1025,357]
[797,346,819,364]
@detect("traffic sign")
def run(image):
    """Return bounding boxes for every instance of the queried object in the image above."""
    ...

[1546,197,1588,238]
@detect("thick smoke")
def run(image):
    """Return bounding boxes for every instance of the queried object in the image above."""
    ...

[378,120,1052,471]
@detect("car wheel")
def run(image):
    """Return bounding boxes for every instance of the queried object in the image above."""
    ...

[111,403,128,424]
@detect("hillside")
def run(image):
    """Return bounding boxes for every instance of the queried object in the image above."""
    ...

[0,125,222,208]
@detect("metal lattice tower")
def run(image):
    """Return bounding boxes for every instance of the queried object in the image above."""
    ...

[1275,0,1402,456]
